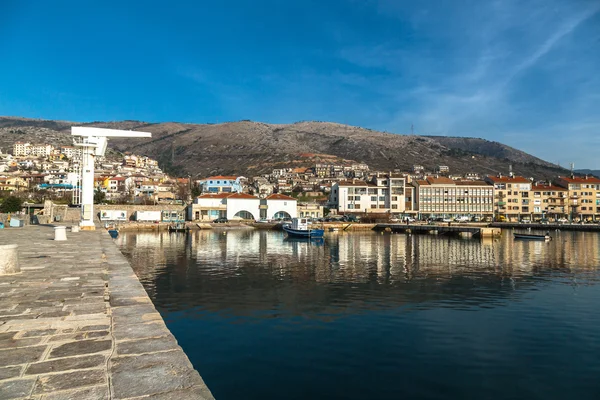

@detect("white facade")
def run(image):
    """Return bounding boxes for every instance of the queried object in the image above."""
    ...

[30,144,54,157]
[13,142,31,156]
[261,194,297,219]
[330,174,407,213]
[225,195,260,220]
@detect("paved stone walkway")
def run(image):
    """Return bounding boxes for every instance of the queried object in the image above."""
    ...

[0,225,214,400]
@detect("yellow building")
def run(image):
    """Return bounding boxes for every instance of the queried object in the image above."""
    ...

[531,183,568,220]
[555,176,600,221]
[0,176,29,192]
[485,175,532,221]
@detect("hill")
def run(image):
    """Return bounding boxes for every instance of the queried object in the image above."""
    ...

[0,117,567,179]
[575,169,600,178]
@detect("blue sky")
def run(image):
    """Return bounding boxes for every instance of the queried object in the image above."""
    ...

[1,0,599,168]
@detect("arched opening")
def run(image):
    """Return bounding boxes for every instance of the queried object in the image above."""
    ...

[273,211,291,220]
[234,210,255,220]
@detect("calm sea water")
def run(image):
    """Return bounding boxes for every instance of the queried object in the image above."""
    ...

[116,228,600,400]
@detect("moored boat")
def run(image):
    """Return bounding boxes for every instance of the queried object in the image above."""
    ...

[514,232,551,240]
[283,218,324,238]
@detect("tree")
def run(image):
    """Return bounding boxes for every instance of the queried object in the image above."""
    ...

[94,189,106,204]
[0,196,23,213]
[191,184,201,198]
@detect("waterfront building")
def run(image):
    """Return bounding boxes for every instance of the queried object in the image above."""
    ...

[297,202,324,219]
[260,193,297,220]
[188,192,297,221]
[530,183,568,220]
[485,174,532,221]
[555,175,600,221]
[413,177,494,219]
[329,173,407,214]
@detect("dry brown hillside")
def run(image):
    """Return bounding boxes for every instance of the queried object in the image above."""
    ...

[0,117,567,179]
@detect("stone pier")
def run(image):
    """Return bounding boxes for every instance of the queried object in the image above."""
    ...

[0,225,214,400]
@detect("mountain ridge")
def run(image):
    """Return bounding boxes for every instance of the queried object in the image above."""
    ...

[0,116,567,179]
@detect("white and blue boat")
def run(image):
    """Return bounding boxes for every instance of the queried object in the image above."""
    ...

[282,218,324,238]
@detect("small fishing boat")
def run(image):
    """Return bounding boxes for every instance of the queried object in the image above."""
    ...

[168,221,188,232]
[514,232,551,241]
[282,218,324,238]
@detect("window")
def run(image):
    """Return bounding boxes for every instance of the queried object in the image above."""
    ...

[391,196,398,201]
[371,204,377,208]
[392,204,398,209]
[379,196,385,201]
[371,196,377,201]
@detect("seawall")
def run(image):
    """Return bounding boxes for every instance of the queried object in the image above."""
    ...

[0,225,214,399]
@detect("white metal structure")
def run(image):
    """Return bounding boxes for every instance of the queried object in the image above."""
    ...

[72,127,151,230]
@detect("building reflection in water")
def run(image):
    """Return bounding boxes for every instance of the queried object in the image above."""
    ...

[116,229,600,316]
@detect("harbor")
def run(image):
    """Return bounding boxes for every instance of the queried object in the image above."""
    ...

[0,224,213,400]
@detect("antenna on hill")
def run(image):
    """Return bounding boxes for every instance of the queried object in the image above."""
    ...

[570,162,575,178]
[411,124,414,135]
[509,164,513,178]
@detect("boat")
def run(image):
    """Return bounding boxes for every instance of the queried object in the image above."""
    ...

[514,232,551,241]
[168,221,189,232]
[282,218,324,238]
[107,229,119,239]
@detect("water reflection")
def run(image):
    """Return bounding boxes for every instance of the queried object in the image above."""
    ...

[116,229,600,400]
[117,229,600,316]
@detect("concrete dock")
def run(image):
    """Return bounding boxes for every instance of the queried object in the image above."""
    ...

[373,223,501,237]
[0,225,214,400]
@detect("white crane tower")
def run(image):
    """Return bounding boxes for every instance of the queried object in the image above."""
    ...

[72,127,151,230]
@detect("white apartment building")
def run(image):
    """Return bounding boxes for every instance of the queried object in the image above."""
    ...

[60,146,80,159]
[329,174,407,213]
[13,142,31,156]
[30,144,54,157]
[413,177,494,218]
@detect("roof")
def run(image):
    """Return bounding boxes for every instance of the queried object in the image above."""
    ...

[203,175,238,181]
[532,183,567,191]
[336,180,375,187]
[196,193,232,199]
[226,193,258,200]
[266,194,296,201]
[556,176,600,184]
[426,176,454,185]
[454,180,490,186]
[485,175,530,183]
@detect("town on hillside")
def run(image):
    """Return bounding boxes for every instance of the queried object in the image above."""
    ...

[1,141,599,224]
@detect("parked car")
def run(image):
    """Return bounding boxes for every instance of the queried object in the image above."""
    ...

[455,216,470,223]
[213,217,228,223]
[557,218,569,224]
